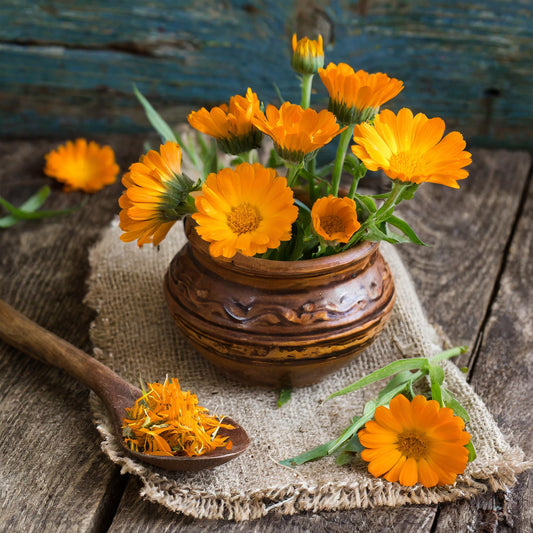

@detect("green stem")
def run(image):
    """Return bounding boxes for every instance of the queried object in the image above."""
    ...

[287,163,303,188]
[300,74,314,109]
[331,124,355,196]
[347,177,360,199]
[374,181,408,224]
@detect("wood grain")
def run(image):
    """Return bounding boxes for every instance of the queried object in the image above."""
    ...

[434,162,533,533]
[1,1,532,148]
[0,137,143,533]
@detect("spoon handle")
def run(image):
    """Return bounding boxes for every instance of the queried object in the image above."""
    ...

[0,299,138,408]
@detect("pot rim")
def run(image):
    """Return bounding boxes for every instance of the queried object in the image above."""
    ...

[183,216,379,277]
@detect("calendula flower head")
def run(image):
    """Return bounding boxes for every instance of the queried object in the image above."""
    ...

[319,63,404,125]
[311,195,361,244]
[119,141,198,247]
[352,108,472,188]
[291,34,324,75]
[44,138,119,193]
[187,88,263,154]
[253,103,345,163]
[359,394,471,487]
[192,162,298,258]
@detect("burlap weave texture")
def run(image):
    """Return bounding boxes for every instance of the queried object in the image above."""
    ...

[85,219,529,521]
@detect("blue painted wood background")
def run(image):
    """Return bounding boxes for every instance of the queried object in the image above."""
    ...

[0,0,532,149]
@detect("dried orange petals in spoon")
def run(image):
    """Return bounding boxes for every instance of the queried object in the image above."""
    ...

[122,377,234,457]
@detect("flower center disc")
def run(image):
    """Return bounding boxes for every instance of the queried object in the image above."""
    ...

[397,430,429,460]
[321,214,345,236]
[389,151,423,177]
[227,203,262,235]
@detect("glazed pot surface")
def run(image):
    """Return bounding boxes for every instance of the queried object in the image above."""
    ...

[164,217,395,387]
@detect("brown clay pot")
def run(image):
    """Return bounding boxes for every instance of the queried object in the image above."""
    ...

[164,217,395,387]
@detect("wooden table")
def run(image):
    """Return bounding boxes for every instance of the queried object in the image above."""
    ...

[0,139,531,532]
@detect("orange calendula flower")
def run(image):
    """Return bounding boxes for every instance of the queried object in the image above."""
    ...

[359,394,471,488]
[187,88,263,154]
[352,108,472,188]
[44,138,118,193]
[319,63,404,125]
[291,33,324,75]
[119,141,197,247]
[122,377,234,457]
[253,103,345,163]
[192,162,298,258]
[311,195,360,244]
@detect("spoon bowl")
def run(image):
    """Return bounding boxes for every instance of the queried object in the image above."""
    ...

[0,299,250,471]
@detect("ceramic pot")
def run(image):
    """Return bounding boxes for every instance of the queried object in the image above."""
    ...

[164,217,395,387]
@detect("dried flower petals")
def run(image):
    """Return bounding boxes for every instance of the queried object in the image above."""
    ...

[122,377,234,457]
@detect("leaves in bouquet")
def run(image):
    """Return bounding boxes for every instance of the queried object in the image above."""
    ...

[386,215,427,246]
[133,84,177,144]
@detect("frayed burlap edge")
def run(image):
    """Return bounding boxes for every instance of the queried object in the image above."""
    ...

[89,386,531,521]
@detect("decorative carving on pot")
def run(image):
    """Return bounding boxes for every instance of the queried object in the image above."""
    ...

[164,217,395,387]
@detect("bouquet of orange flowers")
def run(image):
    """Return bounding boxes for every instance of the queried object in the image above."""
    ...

[119,34,471,260]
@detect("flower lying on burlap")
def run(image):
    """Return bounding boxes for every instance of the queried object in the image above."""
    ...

[44,138,119,192]
[192,162,298,258]
[359,394,471,487]
[352,108,472,188]
[119,141,198,247]
[187,88,263,154]
[311,195,360,244]
[253,103,345,163]
[291,33,324,75]
[319,63,404,125]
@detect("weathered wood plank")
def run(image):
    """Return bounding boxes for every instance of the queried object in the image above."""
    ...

[394,150,532,368]
[1,1,532,148]
[434,157,533,533]
[0,137,144,532]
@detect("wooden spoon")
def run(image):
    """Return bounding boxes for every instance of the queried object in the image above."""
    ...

[0,299,250,471]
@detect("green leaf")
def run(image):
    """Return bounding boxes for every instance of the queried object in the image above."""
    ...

[353,193,377,213]
[400,183,419,201]
[133,84,177,144]
[0,186,51,227]
[0,194,83,222]
[466,441,477,462]
[386,215,427,246]
[279,439,336,466]
[428,364,445,386]
[326,358,429,401]
[277,387,292,407]
[429,346,468,363]
[327,378,416,454]
[442,388,470,423]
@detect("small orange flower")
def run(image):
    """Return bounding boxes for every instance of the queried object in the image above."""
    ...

[44,138,118,192]
[319,63,404,125]
[123,377,234,457]
[253,103,345,163]
[291,34,324,75]
[352,108,472,188]
[193,162,298,258]
[187,88,263,154]
[119,141,196,247]
[359,394,471,487]
[311,195,360,244]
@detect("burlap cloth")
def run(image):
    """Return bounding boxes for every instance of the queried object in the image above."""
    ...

[85,218,530,521]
